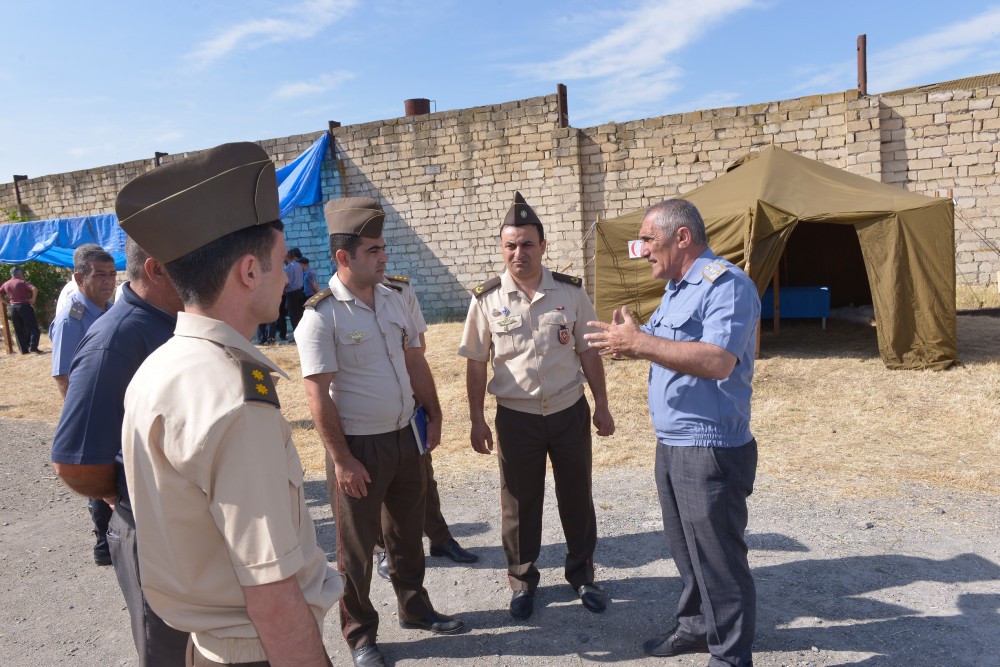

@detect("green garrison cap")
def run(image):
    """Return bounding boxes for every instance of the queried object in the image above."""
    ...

[502,191,542,231]
[324,197,385,238]
[115,142,280,263]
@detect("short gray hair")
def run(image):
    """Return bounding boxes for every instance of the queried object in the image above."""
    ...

[73,243,114,277]
[125,237,151,283]
[645,199,708,246]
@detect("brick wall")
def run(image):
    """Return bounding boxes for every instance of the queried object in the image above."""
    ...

[3,82,998,319]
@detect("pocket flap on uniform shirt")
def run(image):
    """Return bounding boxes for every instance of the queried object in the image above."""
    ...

[488,314,522,334]
[539,312,576,326]
[338,329,371,345]
[663,312,695,330]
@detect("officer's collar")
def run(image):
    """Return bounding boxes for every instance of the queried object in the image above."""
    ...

[174,312,289,378]
[667,249,716,291]
[500,266,554,296]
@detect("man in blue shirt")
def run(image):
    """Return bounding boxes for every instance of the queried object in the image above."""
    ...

[49,243,118,566]
[278,246,305,340]
[585,199,760,667]
[50,244,117,397]
[51,237,188,666]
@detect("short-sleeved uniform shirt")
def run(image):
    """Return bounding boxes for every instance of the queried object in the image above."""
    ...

[51,293,108,376]
[303,268,319,298]
[295,273,419,436]
[122,312,342,663]
[458,266,596,416]
[51,283,175,501]
[641,249,760,447]
[0,276,35,303]
[284,260,304,293]
[389,277,428,337]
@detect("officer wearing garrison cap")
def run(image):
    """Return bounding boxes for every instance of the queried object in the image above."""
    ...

[295,197,463,667]
[117,142,343,666]
[459,191,615,622]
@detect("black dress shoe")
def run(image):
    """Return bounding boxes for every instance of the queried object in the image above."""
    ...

[374,551,390,580]
[429,538,479,563]
[94,550,112,567]
[399,610,465,635]
[509,590,535,620]
[643,626,709,657]
[351,644,387,667]
[577,583,608,613]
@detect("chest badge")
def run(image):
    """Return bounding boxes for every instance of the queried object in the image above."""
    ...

[558,324,570,345]
[492,308,501,317]
[497,316,518,332]
[348,330,366,343]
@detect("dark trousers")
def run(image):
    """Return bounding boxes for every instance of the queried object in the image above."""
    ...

[371,452,452,551]
[494,396,597,591]
[655,440,757,667]
[185,636,333,666]
[108,503,189,666]
[286,289,306,332]
[255,322,276,345]
[90,498,113,556]
[10,303,40,353]
[328,427,434,649]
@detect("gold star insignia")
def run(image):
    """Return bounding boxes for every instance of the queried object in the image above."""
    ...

[252,369,264,381]
[256,383,269,395]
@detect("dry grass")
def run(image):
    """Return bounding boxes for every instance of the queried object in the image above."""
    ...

[2,315,997,497]
[956,282,1000,309]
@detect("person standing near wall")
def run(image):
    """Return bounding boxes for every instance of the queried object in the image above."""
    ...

[459,191,615,621]
[296,197,464,667]
[50,237,189,666]
[0,266,41,354]
[49,243,117,566]
[585,198,760,667]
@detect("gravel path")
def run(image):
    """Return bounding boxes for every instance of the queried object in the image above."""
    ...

[2,417,998,666]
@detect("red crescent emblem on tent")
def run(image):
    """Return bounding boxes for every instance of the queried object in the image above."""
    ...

[628,240,644,258]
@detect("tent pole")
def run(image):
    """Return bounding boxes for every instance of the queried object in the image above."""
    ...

[1,305,13,355]
[772,260,781,335]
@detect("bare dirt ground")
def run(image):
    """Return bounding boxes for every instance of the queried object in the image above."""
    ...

[2,415,998,667]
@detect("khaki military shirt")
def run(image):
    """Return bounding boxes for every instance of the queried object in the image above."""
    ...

[459,266,597,416]
[122,313,342,663]
[296,273,419,435]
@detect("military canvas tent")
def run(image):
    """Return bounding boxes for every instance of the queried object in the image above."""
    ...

[594,146,957,370]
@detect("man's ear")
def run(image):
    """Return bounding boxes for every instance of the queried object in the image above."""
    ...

[236,254,258,290]
[143,258,168,284]
[73,271,84,287]
[334,248,350,268]
[676,226,692,249]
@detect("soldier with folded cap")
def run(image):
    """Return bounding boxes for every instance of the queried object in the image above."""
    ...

[295,197,463,667]
[459,191,615,622]
[117,142,343,666]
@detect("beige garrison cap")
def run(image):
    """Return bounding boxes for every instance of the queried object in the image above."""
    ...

[114,142,280,263]
[324,197,385,238]
[502,191,542,231]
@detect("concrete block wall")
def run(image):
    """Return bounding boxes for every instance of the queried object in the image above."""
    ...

[4,79,999,317]
[330,94,588,316]
[877,88,1000,285]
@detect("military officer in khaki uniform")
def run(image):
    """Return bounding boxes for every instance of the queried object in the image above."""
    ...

[296,198,464,667]
[459,191,615,622]
[117,142,343,666]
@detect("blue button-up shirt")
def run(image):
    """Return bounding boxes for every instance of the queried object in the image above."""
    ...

[51,283,176,500]
[50,293,109,376]
[641,249,760,447]
[284,260,303,292]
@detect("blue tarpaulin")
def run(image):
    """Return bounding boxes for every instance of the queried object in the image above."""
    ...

[0,214,126,269]
[276,133,329,218]
[1,133,330,268]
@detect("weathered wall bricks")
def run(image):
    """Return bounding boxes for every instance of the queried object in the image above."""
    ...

[3,82,999,318]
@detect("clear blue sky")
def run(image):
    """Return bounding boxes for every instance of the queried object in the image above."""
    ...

[3,1,1000,183]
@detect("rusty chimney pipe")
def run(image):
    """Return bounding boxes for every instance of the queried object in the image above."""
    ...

[857,34,867,96]
[404,98,431,117]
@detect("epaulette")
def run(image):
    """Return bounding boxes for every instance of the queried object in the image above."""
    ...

[382,281,403,292]
[473,276,502,299]
[552,272,583,287]
[227,348,280,408]
[68,300,86,320]
[305,288,333,309]
[701,261,729,283]
[384,274,410,284]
